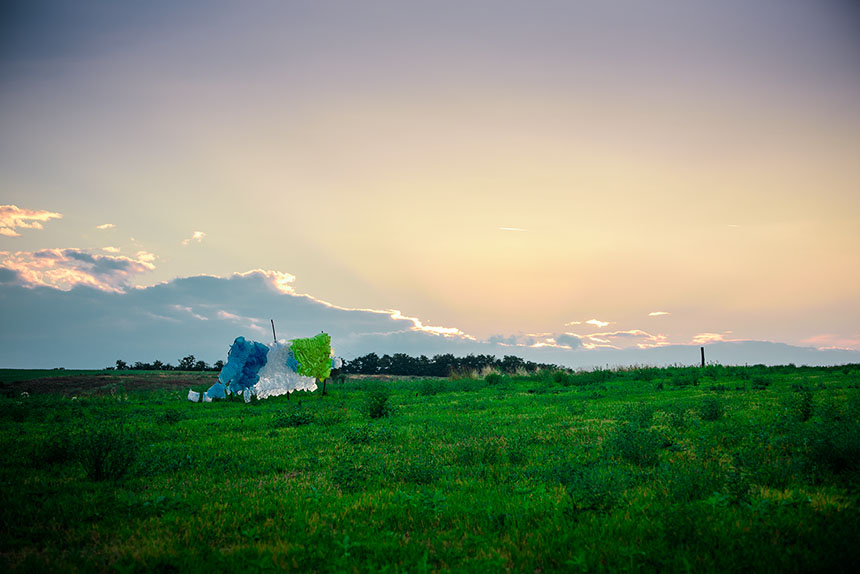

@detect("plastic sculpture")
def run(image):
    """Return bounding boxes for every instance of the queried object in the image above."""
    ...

[187,333,341,402]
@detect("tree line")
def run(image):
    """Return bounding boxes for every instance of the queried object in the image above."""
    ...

[110,355,223,372]
[341,352,560,377]
[108,352,560,377]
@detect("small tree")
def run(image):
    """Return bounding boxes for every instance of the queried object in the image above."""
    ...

[177,355,196,371]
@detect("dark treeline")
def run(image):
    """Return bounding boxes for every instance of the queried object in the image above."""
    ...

[342,352,560,377]
[110,355,223,372]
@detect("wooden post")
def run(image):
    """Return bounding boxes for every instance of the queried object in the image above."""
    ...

[701,347,705,367]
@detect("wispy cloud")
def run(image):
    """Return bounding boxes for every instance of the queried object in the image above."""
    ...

[568,329,669,350]
[0,248,156,292]
[0,205,62,237]
[96,223,115,230]
[691,332,738,345]
[800,333,860,351]
[102,247,121,253]
[649,311,670,317]
[499,227,526,232]
[182,231,206,246]
[586,319,610,328]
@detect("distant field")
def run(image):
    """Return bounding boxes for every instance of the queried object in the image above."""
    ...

[2,364,859,572]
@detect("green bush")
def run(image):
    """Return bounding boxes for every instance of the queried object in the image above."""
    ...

[783,389,813,422]
[700,396,724,421]
[484,373,503,386]
[75,419,140,482]
[418,379,447,395]
[607,422,662,466]
[364,388,392,419]
[273,408,314,428]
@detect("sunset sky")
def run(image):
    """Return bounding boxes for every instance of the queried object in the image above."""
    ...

[2,1,859,367]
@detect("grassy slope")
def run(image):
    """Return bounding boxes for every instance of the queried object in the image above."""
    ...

[1,365,859,573]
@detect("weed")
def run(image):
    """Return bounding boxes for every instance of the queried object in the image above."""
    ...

[607,422,662,466]
[484,373,504,386]
[74,418,140,482]
[364,387,392,419]
[700,396,724,421]
[273,407,314,428]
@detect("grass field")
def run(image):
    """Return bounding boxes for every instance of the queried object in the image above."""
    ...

[2,364,859,572]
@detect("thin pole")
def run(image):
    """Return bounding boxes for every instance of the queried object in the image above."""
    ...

[701,346,705,367]
[271,319,277,344]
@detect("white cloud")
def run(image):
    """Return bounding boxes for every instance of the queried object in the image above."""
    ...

[499,227,527,232]
[96,223,115,230]
[182,231,206,245]
[0,205,62,237]
[0,247,156,292]
[586,319,610,328]
[102,246,121,253]
[649,311,670,317]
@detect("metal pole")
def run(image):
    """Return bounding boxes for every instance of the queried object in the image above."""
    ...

[271,319,277,344]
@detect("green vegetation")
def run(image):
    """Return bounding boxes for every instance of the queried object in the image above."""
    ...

[2,364,860,572]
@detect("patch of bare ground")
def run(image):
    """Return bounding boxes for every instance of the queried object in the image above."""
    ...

[2,372,217,396]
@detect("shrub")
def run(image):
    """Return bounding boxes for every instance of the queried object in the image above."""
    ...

[343,423,391,445]
[156,410,184,425]
[619,402,655,427]
[75,419,140,482]
[607,422,662,466]
[553,461,629,513]
[364,388,392,419]
[783,389,813,423]
[484,373,503,386]
[418,379,447,395]
[398,455,437,485]
[317,403,347,426]
[274,408,314,428]
[700,396,724,421]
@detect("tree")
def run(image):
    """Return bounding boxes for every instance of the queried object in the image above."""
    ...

[115,360,128,370]
[178,355,196,371]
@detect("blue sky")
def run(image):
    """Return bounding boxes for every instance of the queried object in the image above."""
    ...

[2,1,859,368]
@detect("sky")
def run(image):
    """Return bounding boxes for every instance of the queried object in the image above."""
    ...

[2,1,860,368]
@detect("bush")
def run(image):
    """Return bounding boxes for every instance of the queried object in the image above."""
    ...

[619,402,655,427]
[783,389,813,422]
[364,388,392,419]
[75,419,140,482]
[607,422,662,466]
[484,373,503,386]
[343,423,391,445]
[700,396,724,421]
[274,408,314,428]
[418,379,447,395]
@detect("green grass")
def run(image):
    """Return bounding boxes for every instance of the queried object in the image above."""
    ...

[1,365,860,572]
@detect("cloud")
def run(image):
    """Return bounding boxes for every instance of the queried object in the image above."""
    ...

[691,332,738,345]
[102,247,121,253]
[586,319,610,328]
[499,227,527,232]
[649,311,670,317]
[182,231,206,245]
[0,205,62,237]
[800,333,860,351]
[96,223,115,230]
[569,329,670,350]
[0,248,156,292]
[0,268,857,369]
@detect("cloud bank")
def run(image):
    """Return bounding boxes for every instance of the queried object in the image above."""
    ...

[1,268,858,370]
